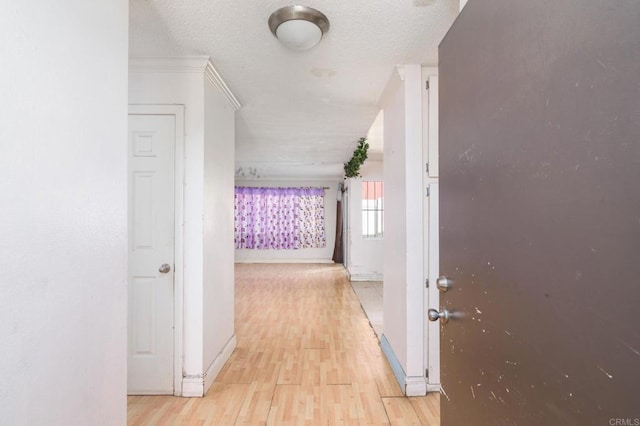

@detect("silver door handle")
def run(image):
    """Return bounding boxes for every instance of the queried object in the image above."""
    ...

[159,263,171,274]
[436,275,450,292]
[428,308,450,324]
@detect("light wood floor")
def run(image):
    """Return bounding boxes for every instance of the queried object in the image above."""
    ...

[128,263,440,425]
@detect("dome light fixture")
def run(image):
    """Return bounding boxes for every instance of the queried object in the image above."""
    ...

[268,5,330,51]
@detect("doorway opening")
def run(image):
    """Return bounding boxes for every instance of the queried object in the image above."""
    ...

[345,110,385,340]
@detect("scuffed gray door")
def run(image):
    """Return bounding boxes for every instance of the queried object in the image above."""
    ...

[438,1,640,424]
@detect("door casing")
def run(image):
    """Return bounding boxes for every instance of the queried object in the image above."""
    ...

[422,69,441,392]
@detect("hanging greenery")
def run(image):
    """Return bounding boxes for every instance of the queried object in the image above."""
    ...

[343,137,369,178]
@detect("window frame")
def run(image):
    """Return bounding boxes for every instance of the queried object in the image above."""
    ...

[361,181,384,239]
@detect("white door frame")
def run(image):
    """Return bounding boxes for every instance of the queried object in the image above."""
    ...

[421,70,441,392]
[128,104,185,396]
[343,186,349,269]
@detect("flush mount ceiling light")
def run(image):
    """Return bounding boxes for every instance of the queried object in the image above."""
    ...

[268,5,330,51]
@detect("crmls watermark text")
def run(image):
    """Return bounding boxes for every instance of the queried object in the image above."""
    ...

[609,419,640,426]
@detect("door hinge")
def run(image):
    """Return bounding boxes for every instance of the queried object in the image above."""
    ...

[425,162,429,174]
[425,368,429,378]
[426,278,429,288]
[426,80,430,90]
[426,187,430,197]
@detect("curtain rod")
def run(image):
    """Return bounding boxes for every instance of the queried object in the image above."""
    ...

[235,185,331,190]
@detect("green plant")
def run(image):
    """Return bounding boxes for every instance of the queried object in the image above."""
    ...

[343,137,369,178]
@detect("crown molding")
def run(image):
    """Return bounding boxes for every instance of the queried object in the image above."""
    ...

[129,56,242,111]
[205,60,242,111]
[129,56,209,73]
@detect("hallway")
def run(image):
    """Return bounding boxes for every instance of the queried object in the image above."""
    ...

[127,263,439,424]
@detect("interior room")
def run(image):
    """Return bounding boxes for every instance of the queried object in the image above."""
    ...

[2,0,638,425]
[126,1,450,421]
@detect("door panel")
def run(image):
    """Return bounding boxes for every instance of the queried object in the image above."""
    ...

[128,114,175,394]
[439,1,640,424]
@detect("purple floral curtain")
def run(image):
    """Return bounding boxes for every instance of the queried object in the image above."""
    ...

[234,187,326,250]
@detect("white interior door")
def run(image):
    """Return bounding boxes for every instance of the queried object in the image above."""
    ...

[127,114,175,395]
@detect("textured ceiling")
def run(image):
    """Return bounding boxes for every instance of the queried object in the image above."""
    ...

[130,0,459,180]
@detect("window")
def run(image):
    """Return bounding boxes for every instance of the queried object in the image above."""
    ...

[362,181,384,238]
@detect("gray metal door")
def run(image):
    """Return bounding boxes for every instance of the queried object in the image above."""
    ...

[437,1,640,424]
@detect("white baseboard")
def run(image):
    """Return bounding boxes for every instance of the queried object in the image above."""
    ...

[349,273,383,282]
[181,377,204,397]
[405,376,427,396]
[380,334,427,396]
[427,383,441,393]
[204,335,237,394]
[181,334,237,397]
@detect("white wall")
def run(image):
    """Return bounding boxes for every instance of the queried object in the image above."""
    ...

[380,66,427,395]
[234,180,339,263]
[129,58,237,396]
[203,78,236,387]
[0,2,128,424]
[346,161,385,281]
[403,66,427,382]
[382,71,409,372]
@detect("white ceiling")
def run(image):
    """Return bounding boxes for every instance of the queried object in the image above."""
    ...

[129,0,459,180]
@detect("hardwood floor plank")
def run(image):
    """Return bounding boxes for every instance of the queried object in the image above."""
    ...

[409,394,440,426]
[267,385,320,425]
[351,383,392,425]
[268,384,365,425]
[323,384,364,425]
[198,383,248,424]
[128,396,189,426]
[215,347,256,384]
[234,382,276,425]
[276,350,303,385]
[382,397,423,425]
